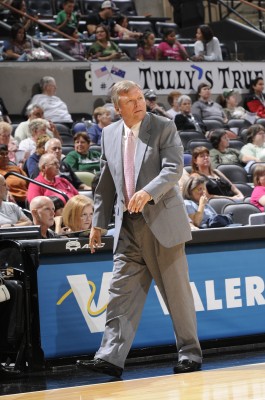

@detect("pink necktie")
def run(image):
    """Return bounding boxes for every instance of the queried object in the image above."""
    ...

[124,130,136,207]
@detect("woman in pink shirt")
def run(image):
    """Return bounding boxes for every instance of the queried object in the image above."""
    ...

[157,28,188,61]
[250,164,265,211]
[27,153,78,205]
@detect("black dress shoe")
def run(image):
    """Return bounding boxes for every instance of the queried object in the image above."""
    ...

[0,365,21,377]
[76,358,123,378]
[173,360,201,374]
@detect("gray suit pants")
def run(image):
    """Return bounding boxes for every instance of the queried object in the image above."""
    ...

[95,212,202,369]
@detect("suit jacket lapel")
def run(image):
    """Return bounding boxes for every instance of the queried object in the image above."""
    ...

[135,114,151,185]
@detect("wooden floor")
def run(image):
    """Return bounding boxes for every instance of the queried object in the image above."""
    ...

[2,362,265,400]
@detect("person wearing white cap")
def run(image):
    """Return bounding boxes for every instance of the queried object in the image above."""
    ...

[86,0,141,39]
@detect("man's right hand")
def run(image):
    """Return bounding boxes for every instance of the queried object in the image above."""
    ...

[89,227,102,254]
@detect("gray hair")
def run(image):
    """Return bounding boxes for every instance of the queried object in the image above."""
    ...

[44,138,62,152]
[182,175,206,200]
[26,103,44,117]
[28,118,47,135]
[40,76,56,91]
[177,95,192,107]
[38,153,57,169]
[111,80,142,107]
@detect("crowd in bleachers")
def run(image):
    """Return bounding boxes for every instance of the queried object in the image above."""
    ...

[0,0,227,62]
[1,1,265,235]
[0,71,265,235]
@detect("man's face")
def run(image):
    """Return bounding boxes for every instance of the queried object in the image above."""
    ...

[47,141,62,161]
[115,87,146,127]
[102,7,113,18]
[34,200,55,228]
[30,107,44,120]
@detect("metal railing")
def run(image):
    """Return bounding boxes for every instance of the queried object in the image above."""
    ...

[206,0,265,31]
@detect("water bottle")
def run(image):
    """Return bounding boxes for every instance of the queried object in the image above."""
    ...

[0,110,3,122]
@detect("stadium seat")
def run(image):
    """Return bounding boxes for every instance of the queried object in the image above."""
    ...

[187,139,212,153]
[228,139,244,150]
[179,131,205,150]
[113,0,137,15]
[128,20,154,34]
[216,164,248,183]
[222,203,260,225]
[249,212,265,225]
[208,197,235,214]
[203,120,225,131]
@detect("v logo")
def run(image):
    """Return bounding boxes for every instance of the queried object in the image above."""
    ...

[67,273,112,333]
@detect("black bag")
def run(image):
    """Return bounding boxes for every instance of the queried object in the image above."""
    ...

[207,213,234,228]
[0,279,24,347]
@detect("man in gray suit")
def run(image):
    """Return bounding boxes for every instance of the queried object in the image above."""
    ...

[77,80,202,377]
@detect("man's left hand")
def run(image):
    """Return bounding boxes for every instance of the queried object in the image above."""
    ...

[127,190,151,213]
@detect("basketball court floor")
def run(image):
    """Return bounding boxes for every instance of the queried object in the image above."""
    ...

[0,346,265,399]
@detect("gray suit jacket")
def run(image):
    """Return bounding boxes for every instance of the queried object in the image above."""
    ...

[93,112,191,251]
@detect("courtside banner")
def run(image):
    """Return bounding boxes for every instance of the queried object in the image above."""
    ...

[91,61,265,96]
[37,239,265,358]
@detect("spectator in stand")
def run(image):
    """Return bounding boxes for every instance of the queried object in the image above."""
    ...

[250,164,265,211]
[0,174,31,228]
[7,0,37,35]
[27,153,78,205]
[0,122,19,163]
[157,28,189,61]
[30,138,90,190]
[88,25,127,61]
[209,128,242,169]
[0,98,11,124]
[56,194,94,234]
[29,76,73,125]
[2,23,31,61]
[64,132,100,173]
[174,95,206,133]
[14,104,61,144]
[136,31,158,61]
[217,89,248,121]
[191,24,222,61]
[18,118,48,158]
[191,146,244,201]
[86,1,141,39]
[87,107,112,145]
[166,90,181,120]
[183,175,218,229]
[192,82,227,125]
[144,90,172,119]
[55,0,79,35]
[24,134,50,177]
[0,144,28,208]
[244,77,265,119]
[58,27,88,60]
[29,196,58,238]
[114,14,130,39]
[240,124,265,172]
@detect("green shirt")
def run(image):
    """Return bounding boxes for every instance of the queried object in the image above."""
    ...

[56,10,78,29]
[64,150,100,173]
[210,148,241,169]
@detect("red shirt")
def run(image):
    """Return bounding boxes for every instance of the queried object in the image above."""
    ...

[27,173,78,204]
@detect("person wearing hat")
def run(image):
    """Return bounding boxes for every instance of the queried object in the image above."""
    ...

[86,1,141,39]
[217,89,248,121]
[144,89,172,119]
